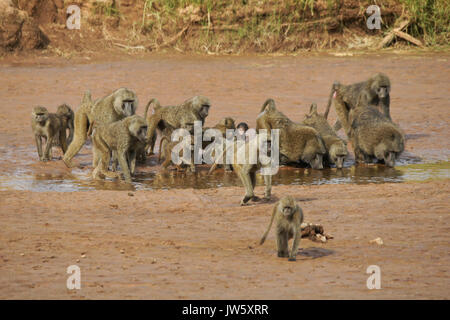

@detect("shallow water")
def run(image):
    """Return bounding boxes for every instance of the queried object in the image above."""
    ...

[0,158,448,192]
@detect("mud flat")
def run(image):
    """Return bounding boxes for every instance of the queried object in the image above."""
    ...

[0,53,449,299]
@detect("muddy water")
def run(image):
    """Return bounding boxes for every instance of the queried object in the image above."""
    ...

[0,53,449,191]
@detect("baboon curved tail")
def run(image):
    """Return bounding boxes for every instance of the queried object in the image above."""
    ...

[259,205,278,245]
[260,98,276,113]
[158,136,170,163]
[324,81,340,119]
[144,98,161,119]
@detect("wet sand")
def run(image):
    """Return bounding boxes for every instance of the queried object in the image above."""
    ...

[0,53,449,299]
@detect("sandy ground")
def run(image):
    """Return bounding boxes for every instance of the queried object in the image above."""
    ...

[0,52,449,299]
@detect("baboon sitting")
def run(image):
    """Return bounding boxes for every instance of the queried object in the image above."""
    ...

[63,88,138,167]
[302,103,348,169]
[31,106,68,161]
[144,96,211,155]
[91,115,147,182]
[324,73,391,135]
[349,104,404,167]
[256,99,326,169]
[260,196,304,261]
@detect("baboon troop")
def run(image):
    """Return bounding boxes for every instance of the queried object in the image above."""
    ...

[29,72,405,260]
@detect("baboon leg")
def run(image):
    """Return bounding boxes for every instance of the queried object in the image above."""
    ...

[59,129,68,154]
[238,170,255,205]
[263,173,272,200]
[43,136,54,161]
[277,232,289,258]
[249,171,260,202]
[35,135,43,160]
[63,111,89,167]
[111,151,118,172]
[146,133,157,155]
[117,152,132,183]
[145,115,160,155]
[334,99,351,137]
[289,229,301,261]
[128,150,137,176]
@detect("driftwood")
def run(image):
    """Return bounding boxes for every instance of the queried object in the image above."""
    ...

[378,18,424,49]
[147,26,189,51]
[300,223,333,243]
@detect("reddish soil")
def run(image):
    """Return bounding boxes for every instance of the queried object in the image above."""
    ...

[0,53,449,299]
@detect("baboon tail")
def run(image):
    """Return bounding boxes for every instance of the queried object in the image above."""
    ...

[158,136,169,163]
[259,205,278,245]
[260,98,276,113]
[324,81,340,119]
[144,98,161,119]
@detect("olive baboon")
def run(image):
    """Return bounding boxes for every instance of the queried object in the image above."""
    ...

[91,115,147,182]
[256,99,326,169]
[31,106,68,161]
[158,135,196,173]
[56,103,74,145]
[144,96,211,155]
[209,140,273,206]
[302,103,348,169]
[63,88,138,167]
[324,73,391,135]
[349,104,404,167]
[260,196,304,261]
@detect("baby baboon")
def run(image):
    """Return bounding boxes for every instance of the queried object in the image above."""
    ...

[56,103,74,145]
[236,122,249,141]
[63,88,138,167]
[302,103,348,169]
[91,115,147,182]
[260,196,304,261]
[31,106,67,161]
[349,104,404,167]
[256,99,326,169]
[158,135,196,173]
[144,96,211,155]
[324,73,391,135]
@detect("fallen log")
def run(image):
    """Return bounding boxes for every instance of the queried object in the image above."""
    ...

[300,222,333,243]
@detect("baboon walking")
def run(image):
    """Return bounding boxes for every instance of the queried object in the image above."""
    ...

[260,196,304,261]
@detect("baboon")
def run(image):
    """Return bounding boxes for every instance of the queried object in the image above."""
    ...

[63,88,138,167]
[158,135,196,173]
[349,104,404,167]
[209,140,273,206]
[324,73,391,135]
[56,103,74,145]
[144,96,211,155]
[256,99,326,169]
[91,115,147,183]
[31,106,67,161]
[302,103,348,169]
[260,196,304,261]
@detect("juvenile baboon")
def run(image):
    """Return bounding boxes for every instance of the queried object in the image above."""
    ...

[236,122,249,138]
[256,99,326,169]
[144,96,211,155]
[56,103,74,145]
[91,115,147,182]
[209,140,273,206]
[349,104,404,167]
[158,135,196,173]
[259,196,304,261]
[302,103,348,169]
[31,106,67,161]
[324,73,391,135]
[63,88,138,167]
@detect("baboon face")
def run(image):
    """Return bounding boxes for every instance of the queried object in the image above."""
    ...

[32,106,49,123]
[220,117,236,129]
[374,134,404,167]
[114,89,138,117]
[371,73,391,99]
[329,143,348,169]
[281,198,297,217]
[57,104,73,120]
[190,96,211,120]
[128,116,148,143]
